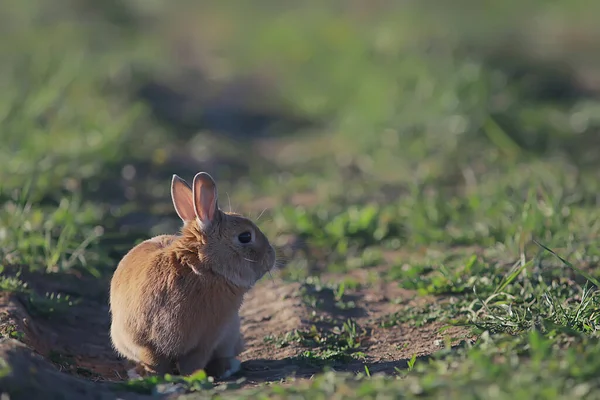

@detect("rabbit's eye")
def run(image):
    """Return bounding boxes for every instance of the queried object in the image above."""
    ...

[238,231,252,244]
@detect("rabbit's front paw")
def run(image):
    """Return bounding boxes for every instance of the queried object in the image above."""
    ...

[220,358,241,378]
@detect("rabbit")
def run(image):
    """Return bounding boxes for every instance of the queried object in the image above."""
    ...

[109,172,276,379]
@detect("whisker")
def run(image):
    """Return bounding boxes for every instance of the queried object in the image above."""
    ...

[273,258,289,269]
[243,258,258,263]
[267,270,275,283]
[226,192,233,213]
[256,207,269,221]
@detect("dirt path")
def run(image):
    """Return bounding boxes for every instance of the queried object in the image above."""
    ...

[0,264,472,399]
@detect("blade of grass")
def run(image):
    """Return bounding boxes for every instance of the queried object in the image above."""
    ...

[494,259,533,294]
[533,240,600,288]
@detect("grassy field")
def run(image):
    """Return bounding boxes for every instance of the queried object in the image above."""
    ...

[2,1,600,399]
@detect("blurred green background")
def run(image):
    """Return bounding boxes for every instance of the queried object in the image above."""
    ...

[2,0,600,277]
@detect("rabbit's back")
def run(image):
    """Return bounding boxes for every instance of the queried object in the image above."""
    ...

[110,235,177,312]
[109,235,181,355]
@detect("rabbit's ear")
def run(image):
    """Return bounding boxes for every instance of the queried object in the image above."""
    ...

[192,172,219,228]
[171,175,195,222]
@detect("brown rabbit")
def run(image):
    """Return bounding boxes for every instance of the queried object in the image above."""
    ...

[109,172,275,379]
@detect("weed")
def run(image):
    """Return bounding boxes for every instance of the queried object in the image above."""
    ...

[265,319,368,365]
[118,369,216,395]
[0,313,24,341]
[0,269,29,294]
[407,354,417,371]
[48,351,75,370]
[299,276,361,312]
[380,303,466,328]
[25,292,79,319]
[0,267,78,318]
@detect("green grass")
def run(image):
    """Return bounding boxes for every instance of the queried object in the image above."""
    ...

[2,0,600,399]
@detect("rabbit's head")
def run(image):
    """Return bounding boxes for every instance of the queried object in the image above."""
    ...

[171,172,276,288]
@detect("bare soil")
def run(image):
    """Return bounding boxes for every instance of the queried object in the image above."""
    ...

[0,263,472,399]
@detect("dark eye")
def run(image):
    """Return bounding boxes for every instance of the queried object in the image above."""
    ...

[238,231,252,244]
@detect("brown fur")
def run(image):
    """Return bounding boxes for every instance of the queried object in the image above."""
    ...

[109,172,275,377]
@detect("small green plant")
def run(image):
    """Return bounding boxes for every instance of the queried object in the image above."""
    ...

[407,354,417,371]
[0,267,77,318]
[380,303,464,328]
[0,322,24,341]
[265,319,368,364]
[0,268,29,293]
[119,369,217,394]
[48,351,76,369]
[25,291,79,318]
[299,276,361,312]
